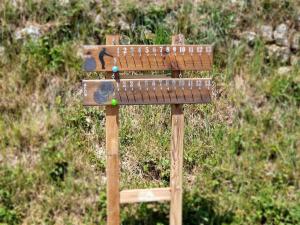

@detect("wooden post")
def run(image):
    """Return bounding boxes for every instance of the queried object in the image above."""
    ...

[106,35,120,225]
[170,34,185,225]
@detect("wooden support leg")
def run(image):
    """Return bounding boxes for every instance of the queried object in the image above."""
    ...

[106,106,120,225]
[170,104,184,225]
[170,34,185,225]
[105,35,121,225]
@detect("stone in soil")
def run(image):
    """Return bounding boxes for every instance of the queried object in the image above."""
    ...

[291,32,300,51]
[260,25,273,43]
[274,23,289,47]
[267,44,291,64]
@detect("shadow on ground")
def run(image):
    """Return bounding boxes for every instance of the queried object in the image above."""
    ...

[122,191,235,225]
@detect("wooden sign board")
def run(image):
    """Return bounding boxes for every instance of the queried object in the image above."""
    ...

[82,78,212,106]
[82,35,215,225]
[83,45,213,72]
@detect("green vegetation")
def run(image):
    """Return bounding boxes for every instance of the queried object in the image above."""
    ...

[0,0,300,224]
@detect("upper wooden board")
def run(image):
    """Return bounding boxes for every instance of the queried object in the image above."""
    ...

[82,78,212,106]
[83,45,213,72]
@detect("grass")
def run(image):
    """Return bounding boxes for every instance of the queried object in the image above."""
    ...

[1,0,300,224]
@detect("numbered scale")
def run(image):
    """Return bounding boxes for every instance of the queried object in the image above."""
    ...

[83,45,213,71]
[82,78,212,106]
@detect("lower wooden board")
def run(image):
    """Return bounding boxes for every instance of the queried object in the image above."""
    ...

[82,78,212,106]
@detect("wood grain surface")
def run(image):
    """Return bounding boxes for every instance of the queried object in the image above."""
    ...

[170,34,184,225]
[82,78,212,106]
[105,35,120,225]
[83,44,213,71]
[120,188,171,204]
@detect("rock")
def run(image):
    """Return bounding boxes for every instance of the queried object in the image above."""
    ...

[296,15,300,31]
[15,30,22,40]
[291,55,300,66]
[274,23,289,46]
[164,14,177,28]
[243,31,257,46]
[60,0,69,6]
[11,0,18,7]
[144,29,155,40]
[120,35,130,45]
[95,144,105,160]
[76,46,84,59]
[230,0,245,6]
[277,66,292,75]
[0,46,5,57]
[277,47,291,64]
[267,44,291,64]
[291,32,300,51]
[94,14,101,24]
[267,44,279,57]
[259,25,273,43]
[231,39,241,48]
[11,0,25,8]
[119,19,130,31]
[15,24,41,40]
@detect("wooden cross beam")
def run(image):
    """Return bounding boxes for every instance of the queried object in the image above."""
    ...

[83,44,213,71]
[120,188,171,204]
